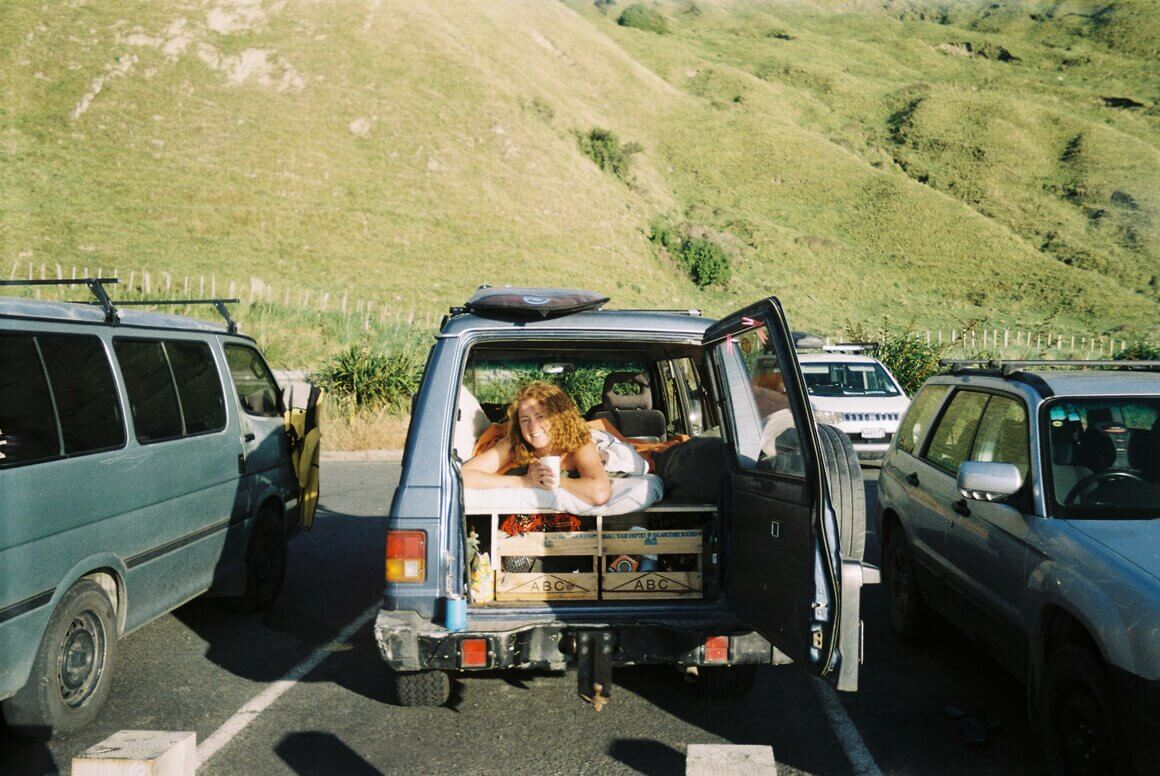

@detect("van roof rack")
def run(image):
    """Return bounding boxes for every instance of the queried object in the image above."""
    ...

[940,359,1160,376]
[1,277,240,333]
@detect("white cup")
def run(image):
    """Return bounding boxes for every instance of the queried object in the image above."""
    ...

[539,456,561,487]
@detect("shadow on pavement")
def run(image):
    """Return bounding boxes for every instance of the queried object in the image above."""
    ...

[275,731,383,775]
[0,730,59,776]
[607,738,685,775]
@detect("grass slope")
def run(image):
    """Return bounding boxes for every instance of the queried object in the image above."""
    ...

[1,0,1156,361]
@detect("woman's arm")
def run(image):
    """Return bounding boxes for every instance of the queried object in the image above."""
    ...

[559,442,612,506]
[461,443,534,490]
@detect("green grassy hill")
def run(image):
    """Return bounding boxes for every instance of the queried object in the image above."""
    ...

[2,0,1156,359]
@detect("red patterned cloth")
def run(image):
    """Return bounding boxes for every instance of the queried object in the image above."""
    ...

[500,513,582,536]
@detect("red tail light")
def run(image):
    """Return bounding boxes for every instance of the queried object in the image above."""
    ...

[385,530,426,582]
[704,636,729,664]
[460,638,489,668]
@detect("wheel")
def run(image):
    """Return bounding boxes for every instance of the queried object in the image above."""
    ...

[1040,645,1126,776]
[1,580,117,740]
[882,523,927,640]
[817,424,866,562]
[393,670,450,707]
[694,665,758,699]
[234,507,288,612]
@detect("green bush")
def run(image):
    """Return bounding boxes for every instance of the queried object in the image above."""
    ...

[846,321,949,396]
[1112,341,1160,360]
[617,4,668,34]
[576,127,643,182]
[678,237,731,287]
[312,341,426,412]
[648,215,679,250]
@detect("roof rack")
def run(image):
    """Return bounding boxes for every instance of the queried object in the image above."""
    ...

[940,359,1160,376]
[822,341,878,354]
[0,278,241,333]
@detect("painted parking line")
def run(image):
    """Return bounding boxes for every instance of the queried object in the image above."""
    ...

[811,676,883,776]
[196,602,380,768]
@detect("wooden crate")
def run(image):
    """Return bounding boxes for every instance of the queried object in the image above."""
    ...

[602,571,703,599]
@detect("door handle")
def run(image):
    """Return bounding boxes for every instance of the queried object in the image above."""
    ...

[243,432,256,442]
[906,472,920,486]
[953,499,971,517]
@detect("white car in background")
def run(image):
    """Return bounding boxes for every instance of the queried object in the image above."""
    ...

[799,348,910,461]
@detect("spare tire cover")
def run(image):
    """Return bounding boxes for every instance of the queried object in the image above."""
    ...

[817,423,866,562]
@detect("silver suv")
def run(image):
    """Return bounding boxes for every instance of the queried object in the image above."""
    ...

[877,360,1159,775]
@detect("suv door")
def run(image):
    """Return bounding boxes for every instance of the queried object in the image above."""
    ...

[704,298,856,687]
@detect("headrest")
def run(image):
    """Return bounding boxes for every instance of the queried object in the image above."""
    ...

[1075,426,1116,472]
[1128,428,1160,480]
[602,372,651,411]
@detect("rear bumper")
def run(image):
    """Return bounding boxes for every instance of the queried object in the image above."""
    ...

[374,608,787,673]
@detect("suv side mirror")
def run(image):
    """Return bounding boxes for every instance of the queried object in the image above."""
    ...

[957,461,1024,502]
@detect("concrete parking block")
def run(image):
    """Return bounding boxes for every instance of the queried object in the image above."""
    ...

[73,730,196,776]
[686,743,777,775]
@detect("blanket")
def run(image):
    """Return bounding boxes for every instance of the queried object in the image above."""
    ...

[464,474,663,516]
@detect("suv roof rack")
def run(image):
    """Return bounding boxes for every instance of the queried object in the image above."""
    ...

[940,359,1160,377]
[1,278,241,333]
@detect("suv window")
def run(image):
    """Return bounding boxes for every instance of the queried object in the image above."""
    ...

[716,324,804,477]
[896,384,948,455]
[115,339,185,442]
[0,334,61,466]
[969,395,1029,480]
[226,344,282,417]
[922,390,989,473]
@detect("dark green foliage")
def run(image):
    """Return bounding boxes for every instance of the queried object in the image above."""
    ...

[648,215,679,250]
[576,127,643,181]
[618,4,668,34]
[846,321,949,396]
[313,341,427,412]
[1112,342,1160,360]
[677,237,731,287]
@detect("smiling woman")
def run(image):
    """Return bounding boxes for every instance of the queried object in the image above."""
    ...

[461,381,611,507]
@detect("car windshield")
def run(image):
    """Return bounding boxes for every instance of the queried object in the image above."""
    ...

[1044,396,1160,520]
[801,361,900,397]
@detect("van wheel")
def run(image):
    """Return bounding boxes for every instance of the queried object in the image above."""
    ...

[694,665,758,699]
[1040,646,1125,776]
[1,580,117,740]
[393,670,450,707]
[882,525,927,640]
[235,508,287,613]
[817,424,866,562]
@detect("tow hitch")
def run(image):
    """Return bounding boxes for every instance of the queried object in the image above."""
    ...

[574,631,615,711]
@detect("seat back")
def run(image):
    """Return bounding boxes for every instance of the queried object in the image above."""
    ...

[453,385,492,461]
[589,372,667,441]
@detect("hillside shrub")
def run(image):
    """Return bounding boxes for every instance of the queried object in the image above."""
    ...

[846,321,949,396]
[576,128,642,182]
[618,5,668,34]
[313,342,426,412]
[1112,341,1160,360]
[678,237,731,287]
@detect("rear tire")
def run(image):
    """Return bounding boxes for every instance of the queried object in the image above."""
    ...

[235,507,288,613]
[694,665,758,699]
[2,580,117,740]
[1040,645,1125,776]
[393,670,451,707]
[817,424,866,562]
[882,524,927,640]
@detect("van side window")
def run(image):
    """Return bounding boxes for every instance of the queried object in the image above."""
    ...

[225,345,281,417]
[896,384,949,455]
[115,339,184,443]
[922,390,990,474]
[167,342,226,434]
[0,333,61,466]
[38,334,125,455]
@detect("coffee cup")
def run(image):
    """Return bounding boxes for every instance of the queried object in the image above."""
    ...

[539,455,561,487]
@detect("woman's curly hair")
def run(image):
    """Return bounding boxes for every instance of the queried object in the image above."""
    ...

[505,381,590,467]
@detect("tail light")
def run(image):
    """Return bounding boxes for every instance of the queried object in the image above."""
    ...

[385,530,426,582]
[704,636,729,664]
[459,638,489,668]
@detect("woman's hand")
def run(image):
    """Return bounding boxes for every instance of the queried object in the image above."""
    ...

[524,460,560,491]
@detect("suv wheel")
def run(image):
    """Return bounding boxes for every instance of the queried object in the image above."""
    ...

[883,525,927,639]
[393,670,450,707]
[1041,645,1124,776]
[2,580,118,740]
[235,507,288,613]
[693,665,758,699]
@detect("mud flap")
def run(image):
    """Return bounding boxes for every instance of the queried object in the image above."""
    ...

[283,382,323,530]
[576,631,614,711]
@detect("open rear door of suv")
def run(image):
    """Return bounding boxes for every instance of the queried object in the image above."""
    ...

[704,297,859,689]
